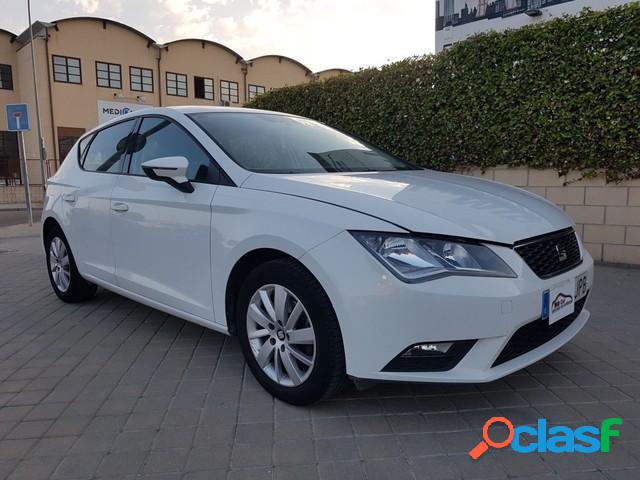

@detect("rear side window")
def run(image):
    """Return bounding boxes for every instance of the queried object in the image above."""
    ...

[129,117,217,183]
[77,134,93,162]
[82,120,135,173]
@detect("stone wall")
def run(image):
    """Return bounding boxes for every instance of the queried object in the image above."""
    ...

[461,166,640,265]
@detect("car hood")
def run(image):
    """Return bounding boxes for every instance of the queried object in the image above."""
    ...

[241,169,574,244]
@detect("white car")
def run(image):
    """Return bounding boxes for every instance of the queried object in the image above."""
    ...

[42,107,593,405]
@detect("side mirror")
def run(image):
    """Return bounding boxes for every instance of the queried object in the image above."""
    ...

[141,156,194,193]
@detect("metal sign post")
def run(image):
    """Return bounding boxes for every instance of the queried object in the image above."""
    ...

[17,131,33,226]
[27,0,48,191]
[6,103,33,226]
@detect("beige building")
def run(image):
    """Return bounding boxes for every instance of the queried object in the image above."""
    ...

[315,68,351,81]
[0,17,350,203]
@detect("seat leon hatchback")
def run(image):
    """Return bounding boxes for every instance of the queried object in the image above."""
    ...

[42,107,593,405]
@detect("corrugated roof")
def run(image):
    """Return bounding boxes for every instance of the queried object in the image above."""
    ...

[248,55,313,75]
[164,38,244,62]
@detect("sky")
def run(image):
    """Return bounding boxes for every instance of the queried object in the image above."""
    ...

[1,0,435,72]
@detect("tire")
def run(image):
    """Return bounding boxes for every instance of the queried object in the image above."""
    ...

[237,258,346,405]
[45,226,97,303]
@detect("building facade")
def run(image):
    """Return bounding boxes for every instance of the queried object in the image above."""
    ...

[435,0,633,51]
[0,17,350,202]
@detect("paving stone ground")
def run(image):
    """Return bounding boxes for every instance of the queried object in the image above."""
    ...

[0,225,639,479]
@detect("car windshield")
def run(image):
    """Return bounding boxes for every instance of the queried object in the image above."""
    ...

[189,112,419,174]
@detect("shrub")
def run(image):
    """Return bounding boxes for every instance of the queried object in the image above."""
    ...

[248,3,640,182]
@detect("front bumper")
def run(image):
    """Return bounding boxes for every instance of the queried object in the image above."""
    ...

[300,230,594,383]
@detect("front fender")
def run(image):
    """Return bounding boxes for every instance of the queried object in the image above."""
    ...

[210,185,405,327]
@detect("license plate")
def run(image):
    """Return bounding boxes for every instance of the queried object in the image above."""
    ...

[542,273,588,325]
[575,273,588,301]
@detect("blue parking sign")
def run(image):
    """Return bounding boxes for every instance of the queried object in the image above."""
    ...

[5,103,30,132]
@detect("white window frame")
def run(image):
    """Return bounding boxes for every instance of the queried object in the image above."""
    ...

[220,80,239,103]
[166,72,188,97]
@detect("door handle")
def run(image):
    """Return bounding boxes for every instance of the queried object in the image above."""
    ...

[111,202,129,213]
[62,193,76,203]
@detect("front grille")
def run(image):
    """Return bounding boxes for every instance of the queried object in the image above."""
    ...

[492,294,588,367]
[514,228,582,279]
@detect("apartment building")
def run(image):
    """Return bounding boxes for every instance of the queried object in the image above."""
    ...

[435,0,633,51]
[0,17,350,202]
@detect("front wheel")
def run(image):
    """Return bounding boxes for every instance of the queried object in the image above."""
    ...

[237,259,345,405]
[45,226,97,303]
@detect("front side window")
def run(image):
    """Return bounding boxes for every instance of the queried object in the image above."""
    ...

[130,66,153,92]
[248,84,266,101]
[220,80,239,103]
[0,64,13,90]
[96,61,121,89]
[166,72,187,97]
[52,55,81,84]
[190,112,418,174]
[129,117,215,183]
[194,76,214,100]
[82,120,135,173]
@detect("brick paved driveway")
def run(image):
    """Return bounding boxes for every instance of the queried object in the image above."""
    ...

[1,227,639,479]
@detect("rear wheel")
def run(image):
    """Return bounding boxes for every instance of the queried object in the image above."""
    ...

[45,226,97,302]
[237,259,345,405]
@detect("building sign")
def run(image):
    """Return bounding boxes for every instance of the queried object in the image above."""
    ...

[97,100,149,124]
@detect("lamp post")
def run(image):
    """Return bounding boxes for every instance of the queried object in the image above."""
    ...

[27,0,47,194]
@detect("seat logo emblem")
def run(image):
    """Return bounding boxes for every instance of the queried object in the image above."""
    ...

[555,245,568,262]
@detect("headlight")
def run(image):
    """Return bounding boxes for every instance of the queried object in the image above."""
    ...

[351,232,516,282]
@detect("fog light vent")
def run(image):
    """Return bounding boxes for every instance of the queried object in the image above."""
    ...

[403,342,453,356]
[382,340,476,372]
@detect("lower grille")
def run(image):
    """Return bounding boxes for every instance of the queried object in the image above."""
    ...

[492,294,588,367]
[515,228,582,279]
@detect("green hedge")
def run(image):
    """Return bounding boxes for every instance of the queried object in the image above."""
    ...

[248,3,640,182]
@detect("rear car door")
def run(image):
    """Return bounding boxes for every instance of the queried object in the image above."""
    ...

[65,119,136,284]
[110,115,221,321]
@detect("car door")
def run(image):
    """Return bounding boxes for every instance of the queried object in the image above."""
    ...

[65,119,137,284]
[110,115,220,321]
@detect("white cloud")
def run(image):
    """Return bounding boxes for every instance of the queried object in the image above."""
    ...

[72,0,100,13]
[32,0,127,20]
[211,0,434,70]
[53,0,124,16]
[161,0,211,38]
[1,0,434,71]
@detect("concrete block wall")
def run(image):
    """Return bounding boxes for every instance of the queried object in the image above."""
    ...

[0,185,44,206]
[461,166,640,265]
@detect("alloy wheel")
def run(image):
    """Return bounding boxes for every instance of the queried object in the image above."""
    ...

[246,284,316,387]
[49,237,71,292]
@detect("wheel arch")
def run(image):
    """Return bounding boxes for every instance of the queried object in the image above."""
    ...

[42,216,63,246]
[224,248,337,337]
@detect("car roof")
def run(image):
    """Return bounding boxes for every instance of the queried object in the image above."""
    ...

[167,106,288,116]
[87,106,293,137]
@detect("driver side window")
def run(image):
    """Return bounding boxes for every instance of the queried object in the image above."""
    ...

[129,117,217,183]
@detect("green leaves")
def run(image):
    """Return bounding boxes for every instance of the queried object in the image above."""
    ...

[247,3,639,183]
